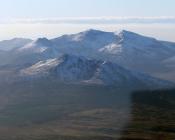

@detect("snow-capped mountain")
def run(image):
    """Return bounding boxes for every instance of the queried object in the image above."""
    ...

[12,29,175,65]
[17,29,175,81]
[21,54,98,81]
[1,29,175,83]
[18,38,53,53]
[20,54,173,89]
[50,29,175,58]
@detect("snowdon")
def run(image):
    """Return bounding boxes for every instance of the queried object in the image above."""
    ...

[0,29,175,89]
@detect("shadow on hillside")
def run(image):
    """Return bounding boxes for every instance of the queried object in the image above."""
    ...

[119,89,175,140]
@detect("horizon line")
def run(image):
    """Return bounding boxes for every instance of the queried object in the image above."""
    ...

[1,16,175,24]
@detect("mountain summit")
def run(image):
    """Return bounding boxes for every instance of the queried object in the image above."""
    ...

[1,29,175,83]
[20,54,173,89]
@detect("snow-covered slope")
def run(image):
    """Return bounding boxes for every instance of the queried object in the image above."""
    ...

[20,54,173,89]
[18,38,54,53]
[50,29,118,58]
[19,38,62,57]
[20,54,100,81]
[50,29,174,58]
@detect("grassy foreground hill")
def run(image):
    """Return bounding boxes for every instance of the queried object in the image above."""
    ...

[0,80,174,139]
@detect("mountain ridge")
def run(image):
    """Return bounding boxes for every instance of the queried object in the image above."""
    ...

[0,29,175,84]
[19,54,174,89]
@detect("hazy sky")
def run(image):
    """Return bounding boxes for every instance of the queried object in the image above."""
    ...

[0,0,175,18]
[0,0,175,41]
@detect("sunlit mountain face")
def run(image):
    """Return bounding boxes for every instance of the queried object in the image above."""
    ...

[0,29,175,140]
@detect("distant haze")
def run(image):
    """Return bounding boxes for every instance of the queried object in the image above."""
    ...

[0,23,175,42]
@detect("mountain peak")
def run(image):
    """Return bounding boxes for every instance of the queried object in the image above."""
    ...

[116,30,140,38]
[17,37,53,52]
[116,30,156,41]
[20,53,173,89]
[84,29,105,33]
[59,54,96,64]
[35,38,52,46]
[81,29,112,36]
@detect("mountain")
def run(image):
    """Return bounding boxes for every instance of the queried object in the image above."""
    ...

[20,54,173,89]
[0,50,5,55]
[0,30,175,139]
[50,29,175,57]
[0,38,60,66]
[18,37,62,59]
[51,30,175,73]
[15,29,175,81]
[18,38,53,53]
[1,29,175,82]
[0,38,32,51]
[49,29,118,60]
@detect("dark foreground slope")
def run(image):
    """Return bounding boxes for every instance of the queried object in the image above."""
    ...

[0,80,131,140]
[0,80,175,140]
[120,89,175,140]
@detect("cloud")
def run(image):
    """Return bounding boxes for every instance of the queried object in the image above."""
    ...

[1,17,175,24]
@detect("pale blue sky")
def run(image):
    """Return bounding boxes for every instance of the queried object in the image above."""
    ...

[0,0,175,41]
[0,0,175,18]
